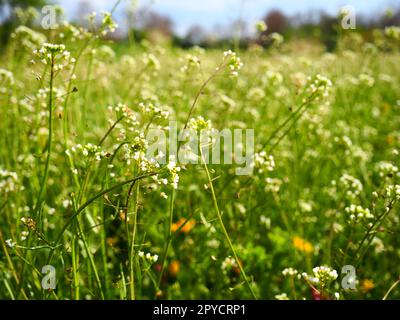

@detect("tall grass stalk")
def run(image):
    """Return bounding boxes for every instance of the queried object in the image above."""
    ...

[200,148,257,299]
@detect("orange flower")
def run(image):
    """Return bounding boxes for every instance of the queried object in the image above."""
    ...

[168,260,180,277]
[293,236,314,254]
[361,279,375,293]
[106,236,119,247]
[171,217,195,234]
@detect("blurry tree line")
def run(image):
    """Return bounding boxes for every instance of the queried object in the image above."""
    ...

[174,8,400,51]
[1,0,399,51]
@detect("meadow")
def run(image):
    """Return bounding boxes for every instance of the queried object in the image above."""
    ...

[1,11,400,300]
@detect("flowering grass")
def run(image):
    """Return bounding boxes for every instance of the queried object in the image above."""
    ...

[0,12,400,300]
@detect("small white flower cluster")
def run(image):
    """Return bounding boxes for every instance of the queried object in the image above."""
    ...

[386,185,400,200]
[371,237,385,254]
[247,87,265,102]
[187,116,213,133]
[269,32,284,46]
[160,192,168,199]
[333,222,344,233]
[139,102,170,120]
[20,231,29,241]
[259,215,271,229]
[222,50,243,77]
[113,114,181,190]
[120,131,181,189]
[255,21,268,33]
[306,74,332,100]
[87,11,97,24]
[0,69,15,90]
[5,239,16,248]
[275,293,289,300]
[339,173,363,199]
[66,143,107,161]
[303,266,338,286]
[108,103,139,130]
[206,239,220,249]
[264,177,282,193]
[263,70,284,86]
[62,199,72,208]
[100,11,118,36]
[313,266,338,282]
[60,22,90,41]
[36,87,49,100]
[251,152,275,174]
[385,26,400,41]
[35,87,66,108]
[282,267,299,277]
[15,6,39,25]
[345,204,373,223]
[11,26,46,50]
[34,43,75,71]
[165,156,181,189]
[20,217,37,230]
[375,161,399,178]
[299,200,313,213]
[123,136,158,173]
[180,54,201,73]
[183,117,216,150]
[142,53,160,70]
[221,256,238,270]
[290,72,307,88]
[138,251,159,263]
[0,169,19,194]
[334,133,352,147]
[220,94,237,108]
[138,154,159,174]
[120,55,136,68]
[95,45,116,62]
[358,73,375,87]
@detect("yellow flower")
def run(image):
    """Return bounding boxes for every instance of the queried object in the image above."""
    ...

[361,279,375,293]
[292,236,314,254]
[171,217,195,234]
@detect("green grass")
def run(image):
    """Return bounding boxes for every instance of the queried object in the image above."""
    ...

[1,18,400,300]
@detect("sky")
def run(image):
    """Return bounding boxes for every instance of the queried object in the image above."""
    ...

[56,0,398,35]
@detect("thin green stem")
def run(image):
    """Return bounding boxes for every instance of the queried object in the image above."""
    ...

[355,200,396,267]
[71,232,79,300]
[200,148,257,299]
[157,188,175,289]
[76,219,105,299]
[383,278,400,300]
[17,56,55,299]
[129,181,141,300]
[35,55,55,219]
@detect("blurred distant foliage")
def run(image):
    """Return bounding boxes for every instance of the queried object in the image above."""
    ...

[0,0,46,47]
[132,7,400,52]
[1,2,400,52]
